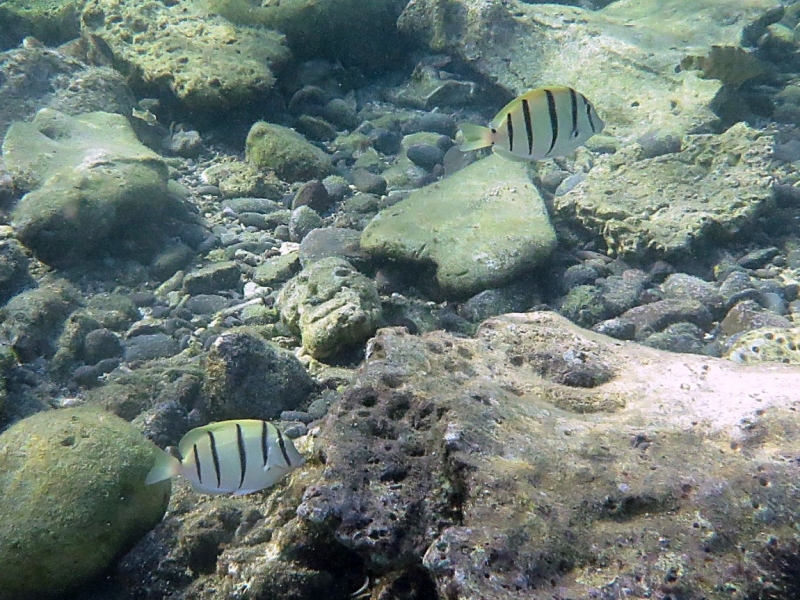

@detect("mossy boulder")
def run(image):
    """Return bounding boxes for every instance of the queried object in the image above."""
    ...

[246,121,333,183]
[3,109,190,265]
[552,123,774,260]
[80,0,290,113]
[0,407,170,600]
[277,257,382,359]
[361,153,557,297]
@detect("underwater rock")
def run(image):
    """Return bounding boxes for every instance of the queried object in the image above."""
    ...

[201,161,284,200]
[294,312,800,599]
[80,0,290,114]
[725,326,800,364]
[0,0,82,50]
[203,328,316,420]
[245,121,333,183]
[361,153,557,297]
[0,44,135,139]
[277,257,382,359]
[207,0,407,70]
[553,123,774,260]
[298,227,368,267]
[253,252,301,287]
[399,0,774,140]
[0,277,81,363]
[183,261,242,296]
[288,205,324,243]
[0,406,170,600]
[3,109,193,266]
[0,238,33,305]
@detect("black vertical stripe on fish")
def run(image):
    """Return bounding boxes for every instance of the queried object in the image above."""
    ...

[544,89,559,156]
[208,431,221,487]
[521,98,534,155]
[261,420,269,467]
[583,94,596,133]
[569,88,579,138]
[506,112,514,152]
[236,423,247,489]
[276,427,292,467]
[192,444,203,484]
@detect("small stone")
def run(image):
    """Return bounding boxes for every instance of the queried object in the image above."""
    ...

[292,180,332,213]
[719,300,794,337]
[123,333,179,363]
[637,130,682,158]
[183,261,241,295]
[350,169,387,195]
[203,329,316,420]
[164,128,203,157]
[370,129,402,154]
[82,328,122,364]
[736,247,780,269]
[591,317,636,340]
[406,143,445,170]
[253,253,301,286]
[617,298,713,340]
[299,227,367,266]
[289,205,324,242]
[295,115,337,142]
[184,294,230,315]
[719,270,760,308]
[643,322,705,354]
[661,273,724,315]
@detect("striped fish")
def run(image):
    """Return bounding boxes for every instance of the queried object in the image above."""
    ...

[458,86,604,162]
[145,420,304,496]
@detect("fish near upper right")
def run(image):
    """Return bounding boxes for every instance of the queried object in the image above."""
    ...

[458,86,604,162]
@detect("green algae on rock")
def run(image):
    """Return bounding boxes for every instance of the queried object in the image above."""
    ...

[203,328,316,420]
[277,257,382,359]
[0,0,82,50]
[245,121,333,183]
[552,123,774,260]
[0,407,170,600]
[80,0,290,113]
[726,326,800,365]
[361,153,557,297]
[3,109,188,266]
[207,0,407,70]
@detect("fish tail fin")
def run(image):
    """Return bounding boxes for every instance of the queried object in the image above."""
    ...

[145,447,181,485]
[458,123,493,152]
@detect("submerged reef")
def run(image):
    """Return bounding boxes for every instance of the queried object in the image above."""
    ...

[0,0,799,598]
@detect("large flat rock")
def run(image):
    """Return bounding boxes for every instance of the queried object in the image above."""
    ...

[297,311,800,598]
[552,122,775,259]
[360,153,557,297]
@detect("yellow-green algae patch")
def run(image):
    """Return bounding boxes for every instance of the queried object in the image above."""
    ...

[726,326,800,365]
[0,407,170,600]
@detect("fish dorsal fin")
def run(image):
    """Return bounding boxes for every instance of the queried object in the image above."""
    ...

[177,420,263,456]
[489,86,570,130]
[490,88,541,129]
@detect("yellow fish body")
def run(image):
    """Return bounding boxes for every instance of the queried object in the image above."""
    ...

[145,419,304,495]
[459,86,604,162]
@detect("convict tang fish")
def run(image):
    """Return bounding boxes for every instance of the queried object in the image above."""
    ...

[145,419,304,495]
[458,86,604,162]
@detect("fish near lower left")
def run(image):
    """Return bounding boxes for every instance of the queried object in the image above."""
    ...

[146,419,304,495]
